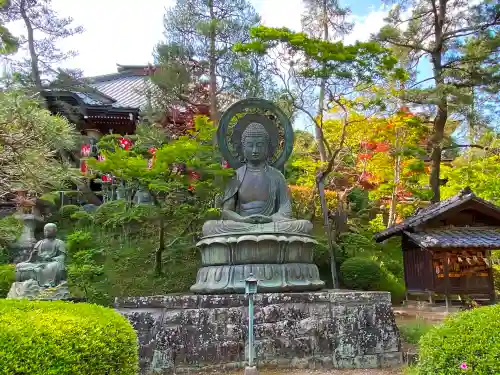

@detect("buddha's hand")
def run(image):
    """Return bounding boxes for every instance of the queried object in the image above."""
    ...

[245,214,273,224]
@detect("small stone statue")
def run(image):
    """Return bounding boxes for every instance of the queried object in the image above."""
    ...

[7,223,69,300]
[202,122,312,236]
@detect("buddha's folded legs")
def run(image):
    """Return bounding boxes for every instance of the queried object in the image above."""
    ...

[15,261,65,286]
[202,219,313,236]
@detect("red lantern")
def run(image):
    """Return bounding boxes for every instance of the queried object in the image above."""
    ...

[80,160,87,174]
[119,137,132,150]
[81,144,91,157]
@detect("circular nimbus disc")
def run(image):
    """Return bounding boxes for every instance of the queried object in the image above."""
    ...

[217,98,294,170]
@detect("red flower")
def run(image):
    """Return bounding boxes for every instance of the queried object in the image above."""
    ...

[187,185,195,192]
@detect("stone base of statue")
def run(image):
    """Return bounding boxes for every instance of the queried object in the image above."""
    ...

[7,280,70,300]
[115,291,402,374]
[190,233,325,294]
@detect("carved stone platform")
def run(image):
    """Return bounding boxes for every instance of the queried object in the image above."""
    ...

[115,291,402,374]
[190,233,325,293]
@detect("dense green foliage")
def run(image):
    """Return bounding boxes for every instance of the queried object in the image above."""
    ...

[340,257,383,290]
[0,299,138,375]
[398,318,434,345]
[0,91,79,197]
[417,305,500,374]
[0,216,22,262]
[0,264,14,298]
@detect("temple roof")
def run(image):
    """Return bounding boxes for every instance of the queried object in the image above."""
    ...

[86,64,155,109]
[374,187,500,242]
[404,228,500,249]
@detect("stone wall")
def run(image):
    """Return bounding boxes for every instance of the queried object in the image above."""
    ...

[115,291,402,374]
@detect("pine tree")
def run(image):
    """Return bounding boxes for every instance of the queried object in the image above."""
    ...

[0,0,83,92]
[301,0,353,162]
[162,0,260,121]
[377,0,500,202]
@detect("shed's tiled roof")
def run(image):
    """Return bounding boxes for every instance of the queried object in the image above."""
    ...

[374,187,500,242]
[405,228,500,249]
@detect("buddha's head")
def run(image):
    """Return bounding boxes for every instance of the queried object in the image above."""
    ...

[44,223,57,239]
[242,122,270,165]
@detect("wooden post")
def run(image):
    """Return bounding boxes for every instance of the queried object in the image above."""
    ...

[444,252,450,312]
[487,250,496,304]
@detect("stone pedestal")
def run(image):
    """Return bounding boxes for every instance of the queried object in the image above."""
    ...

[191,233,325,294]
[7,280,70,300]
[115,291,402,374]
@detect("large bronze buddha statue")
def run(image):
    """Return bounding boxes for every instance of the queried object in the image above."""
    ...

[202,122,312,236]
[191,98,324,294]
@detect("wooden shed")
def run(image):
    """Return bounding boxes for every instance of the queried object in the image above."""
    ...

[374,187,497,305]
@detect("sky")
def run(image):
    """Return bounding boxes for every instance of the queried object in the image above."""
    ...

[5,0,395,77]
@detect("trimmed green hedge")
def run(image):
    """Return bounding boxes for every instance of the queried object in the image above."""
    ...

[0,300,138,375]
[340,257,383,290]
[0,264,14,298]
[417,304,500,374]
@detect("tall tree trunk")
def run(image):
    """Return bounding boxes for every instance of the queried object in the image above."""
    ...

[155,217,165,276]
[208,0,218,123]
[318,178,339,288]
[429,0,447,203]
[388,128,401,227]
[315,0,329,162]
[19,0,42,93]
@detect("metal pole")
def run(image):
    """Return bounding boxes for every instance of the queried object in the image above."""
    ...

[248,293,254,367]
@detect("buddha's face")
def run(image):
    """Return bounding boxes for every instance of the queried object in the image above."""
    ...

[243,134,269,164]
[44,225,57,239]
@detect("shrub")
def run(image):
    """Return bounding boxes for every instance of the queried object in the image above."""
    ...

[417,304,500,374]
[377,267,406,304]
[340,257,383,290]
[0,264,15,298]
[493,265,499,296]
[66,231,107,305]
[59,204,80,220]
[383,259,404,280]
[398,318,434,345]
[0,299,138,375]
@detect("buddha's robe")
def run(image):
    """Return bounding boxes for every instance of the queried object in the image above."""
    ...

[202,164,313,236]
[16,238,66,287]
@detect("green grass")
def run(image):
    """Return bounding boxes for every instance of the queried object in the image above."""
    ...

[398,318,435,345]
